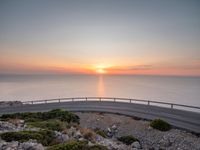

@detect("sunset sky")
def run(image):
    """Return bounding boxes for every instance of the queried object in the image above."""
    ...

[0,0,200,76]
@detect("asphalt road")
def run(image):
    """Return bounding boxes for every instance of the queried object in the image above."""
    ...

[0,101,200,133]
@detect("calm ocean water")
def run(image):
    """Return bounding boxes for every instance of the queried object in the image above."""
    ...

[0,74,199,107]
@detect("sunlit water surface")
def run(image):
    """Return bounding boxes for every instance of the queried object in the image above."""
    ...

[0,75,199,107]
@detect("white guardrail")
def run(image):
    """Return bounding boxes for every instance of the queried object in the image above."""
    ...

[21,97,200,112]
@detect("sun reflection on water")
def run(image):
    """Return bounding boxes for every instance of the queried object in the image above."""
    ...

[97,75,105,96]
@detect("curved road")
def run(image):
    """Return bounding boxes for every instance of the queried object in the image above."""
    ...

[0,101,200,133]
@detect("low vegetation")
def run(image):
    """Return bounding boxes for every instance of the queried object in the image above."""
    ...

[150,119,171,131]
[88,145,109,150]
[81,128,96,142]
[0,130,55,146]
[0,109,80,124]
[94,128,107,138]
[27,119,67,131]
[118,135,138,145]
[0,109,83,147]
[48,140,108,150]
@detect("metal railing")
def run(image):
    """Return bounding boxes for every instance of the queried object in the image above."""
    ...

[21,97,200,112]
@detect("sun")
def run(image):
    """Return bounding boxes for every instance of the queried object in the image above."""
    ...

[96,68,106,74]
[94,64,109,74]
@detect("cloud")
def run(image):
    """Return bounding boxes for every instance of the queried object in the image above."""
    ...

[107,65,153,71]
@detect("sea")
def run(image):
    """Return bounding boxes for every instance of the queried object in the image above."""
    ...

[0,74,199,108]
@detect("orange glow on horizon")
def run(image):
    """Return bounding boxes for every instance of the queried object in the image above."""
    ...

[0,60,200,76]
[93,64,111,74]
[96,68,106,74]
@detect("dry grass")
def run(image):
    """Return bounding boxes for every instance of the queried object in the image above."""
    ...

[80,128,96,142]
[8,118,23,126]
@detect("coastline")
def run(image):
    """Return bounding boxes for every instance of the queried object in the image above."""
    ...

[1,100,200,134]
[0,110,200,150]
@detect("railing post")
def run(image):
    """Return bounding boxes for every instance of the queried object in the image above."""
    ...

[45,100,47,104]
[171,104,173,109]
[58,99,60,103]
[86,97,87,101]
[31,101,33,104]
[72,98,74,102]
[100,97,101,101]
[148,101,150,105]
[114,98,116,102]
[130,99,131,103]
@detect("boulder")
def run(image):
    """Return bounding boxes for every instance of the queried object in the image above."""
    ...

[96,135,128,150]
[19,140,44,150]
[0,121,24,133]
[55,131,69,143]
[131,141,141,149]
[0,141,19,150]
[107,125,118,138]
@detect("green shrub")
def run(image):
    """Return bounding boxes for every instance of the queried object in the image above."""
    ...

[88,145,108,150]
[27,120,66,131]
[150,119,171,131]
[94,129,107,138]
[0,109,80,124]
[47,141,108,150]
[47,141,87,150]
[0,130,55,146]
[118,135,138,145]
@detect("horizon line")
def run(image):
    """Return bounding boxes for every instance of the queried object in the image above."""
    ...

[0,73,199,78]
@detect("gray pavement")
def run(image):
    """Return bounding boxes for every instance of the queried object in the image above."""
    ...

[0,101,200,133]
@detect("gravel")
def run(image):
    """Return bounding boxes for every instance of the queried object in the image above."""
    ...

[75,112,200,150]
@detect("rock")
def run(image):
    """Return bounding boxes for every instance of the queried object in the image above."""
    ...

[107,127,111,133]
[131,148,139,150]
[131,148,138,150]
[66,126,77,137]
[111,125,117,130]
[0,121,16,131]
[19,119,25,125]
[107,132,113,138]
[0,101,23,108]
[30,144,44,150]
[78,137,86,141]
[74,130,82,139]
[19,140,44,150]
[77,112,200,150]
[107,125,118,138]
[0,141,5,148]
[55,131,69,143]
[0,121,24,133]
[131,141,141,149]
[61,134,69,142]
[0,141,19,150]
[95,135,128,150]
[10,141,19,148]
[159,138,171,148]
[88,141,94,146]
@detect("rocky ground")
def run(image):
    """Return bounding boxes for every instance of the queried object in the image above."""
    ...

[75,112,200,150]
[0,101,23,108]
[0,120,133,150]
[0,111,200,150]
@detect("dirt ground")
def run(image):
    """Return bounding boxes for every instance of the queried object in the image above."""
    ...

[75,112,200,150]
